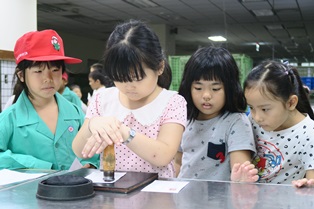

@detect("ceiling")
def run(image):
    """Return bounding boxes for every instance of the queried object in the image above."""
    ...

[37,0,314,64]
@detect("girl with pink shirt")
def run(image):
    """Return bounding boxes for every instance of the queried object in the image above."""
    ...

[72,20,187,178]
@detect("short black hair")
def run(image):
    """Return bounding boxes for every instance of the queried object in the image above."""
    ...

[179,46,246,122]
[101,19,171,89]
[244,60,314,120]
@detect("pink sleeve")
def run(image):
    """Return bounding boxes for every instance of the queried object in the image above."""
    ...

[85,93,102,118]
[162,94,187,128]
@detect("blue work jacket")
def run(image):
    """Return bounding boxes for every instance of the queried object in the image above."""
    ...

[0,91,99,170]
[62,86,82,109]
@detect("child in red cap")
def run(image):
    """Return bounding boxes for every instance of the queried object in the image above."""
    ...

[0,29,99,170]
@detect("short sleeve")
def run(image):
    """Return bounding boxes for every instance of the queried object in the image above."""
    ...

[162,94,187,128]
[227,114,256,153]
[85,92,102,118]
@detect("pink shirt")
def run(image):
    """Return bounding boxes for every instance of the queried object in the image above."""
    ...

[86,87,187,178]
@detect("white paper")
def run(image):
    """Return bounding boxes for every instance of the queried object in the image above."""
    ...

[0,169,47,186]
[68,157,83,171]
[85,170,126,183]
[141,180,189,193]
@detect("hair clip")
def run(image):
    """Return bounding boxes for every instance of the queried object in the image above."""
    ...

[284,69,289,75]
[282,60,289,65]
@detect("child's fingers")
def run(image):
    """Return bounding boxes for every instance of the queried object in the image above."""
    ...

[88,141,103,157]
[243,163,255,171]
[292,178,308,188]
[96,141,109,154]
[242,161,251,166]
[82,134,104,158]
[306,179,314,186]
[249,168,258,175]
[252,175,259,182]
[103,125,123,145]
[81,140,97,158]
[232,163,241,172]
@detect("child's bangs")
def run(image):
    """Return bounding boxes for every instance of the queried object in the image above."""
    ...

[103,45,146,82]
[193,66,223,82]
[31,60,64,69]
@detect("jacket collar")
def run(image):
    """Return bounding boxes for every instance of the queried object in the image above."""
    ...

[15,91,82,139]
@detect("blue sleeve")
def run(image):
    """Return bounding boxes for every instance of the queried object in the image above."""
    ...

[79,154,100,169]
[0,150,52,170]
[0,111,52,170]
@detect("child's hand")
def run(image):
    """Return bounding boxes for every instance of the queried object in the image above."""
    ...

[82,116,124,158]
[88,116,123,144]
[82,133,108,158]
[231,161,259,183]
[292,178,314,188]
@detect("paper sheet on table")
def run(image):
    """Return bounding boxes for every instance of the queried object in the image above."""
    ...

[85,170,126,183]
[68,157,83,171]
[141,180,189,193]
[0,169,47,186]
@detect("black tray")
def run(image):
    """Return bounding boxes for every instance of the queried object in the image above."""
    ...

[93,171,158,194]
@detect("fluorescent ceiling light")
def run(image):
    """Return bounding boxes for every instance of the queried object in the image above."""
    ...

[265,24,283,30]
[252,9,274,16]
[289,62,298,67]
[302,62,314,66]
[208,36,227,42]
[242,42,267,46]
[124,0,158,8]
[240,0,266,2]
[301,63,310,67]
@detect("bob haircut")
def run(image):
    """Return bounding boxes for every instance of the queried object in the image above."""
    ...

[244,60,314,119]
[178,46,246,122]
[13,60,65,103]
[101,19,171,89]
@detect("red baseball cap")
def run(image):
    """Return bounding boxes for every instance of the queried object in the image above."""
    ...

[14,29,82,64]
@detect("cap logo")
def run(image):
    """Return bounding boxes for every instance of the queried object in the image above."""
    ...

[51,36,60,51]
[16,52,28,62]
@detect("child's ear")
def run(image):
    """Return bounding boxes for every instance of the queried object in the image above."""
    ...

[17,71,24,82]
[158,60,165,76]
[287,95,298,110]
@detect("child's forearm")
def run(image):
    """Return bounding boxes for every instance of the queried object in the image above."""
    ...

[72,119,92,158]
[123,123,184,167]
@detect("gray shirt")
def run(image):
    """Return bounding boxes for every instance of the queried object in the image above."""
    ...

[178,112,256,180]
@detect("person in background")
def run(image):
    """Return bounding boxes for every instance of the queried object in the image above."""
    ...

[88,70,108,93]
[0,29,99,170]
[58,71,82,109]
[72,20,187,178]
[88,70,115,104]
[233,60,314,187]
[90,62,103,73]
[87,63,114,104]
[2,82,23,111]
[70,84,88,114]
[175,46,258,182]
